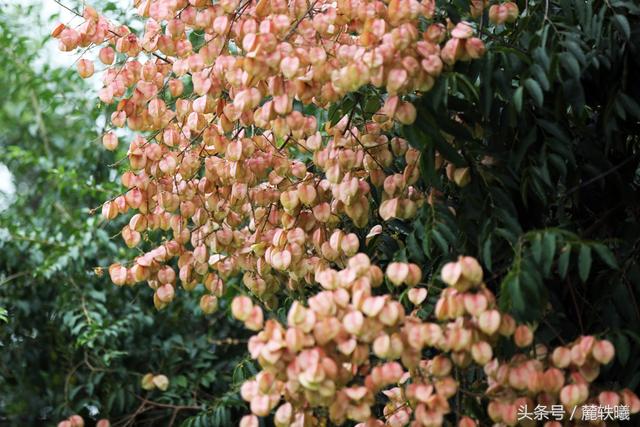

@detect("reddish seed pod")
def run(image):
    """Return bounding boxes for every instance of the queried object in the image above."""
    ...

[99,46,115,64]
[102,132,118,151]
[76,59,94,79]
[514,325,534,348]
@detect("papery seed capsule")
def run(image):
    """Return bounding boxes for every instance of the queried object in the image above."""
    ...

[274,403,293,427]
[343,310,364,335]
[441,261,462,287]
[77,59,94,78]
[394,101,416,125]
[69,415,84,427]
[551,346,572,368]
[99,46,115,65]
[200,294,218,314]
[560,384,586,407]
[514,325,534,347]
[240,415,259,427]
[245,305,264,331]
[152,374,169,391]
[408,288,427,305]
[405,264,422,286]
[498,314,516,336]
[598,391,620,407]
[478,309,501,335]
[463,293,487,316]
[458,416,477,427]
[102,132,118,151]
[51,23,65,38]
[592,339,615,365]
[621,388,640,413]
[108,263,127,286]
[156,284,175,303]
[471,341,493,366]
[101,200,118,220]
[231,296,253,322]
[141,373,155,390]
[504,2,520,22]
[386,262,409,286]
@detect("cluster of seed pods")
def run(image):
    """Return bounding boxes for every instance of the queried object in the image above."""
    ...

[58,415,110,427]
[53,1,640,426]
[233,256,640,426]
[53,0,488,312]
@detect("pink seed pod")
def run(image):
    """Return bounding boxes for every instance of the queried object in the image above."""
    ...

[405,264,422,286]
[592,339,615,365]
[99,46,115,65]
[598,391,620,407]
[408,288,427,305]
[231,296,254,322]
[386,262,409,286]
[77,59,94,78]
[244,305,264,331]
[465,38,486,59]
[199,294,218,314]
[102,132,118,151]
[343,310,365,335]
[101,200,118,220]
[441,261,463,288]
[542,368,565,394]
[394,101,416,125]
[498,313,516,336]
[514,325,534,348]
[471,341,493,366]
[458,416,477,427]
[280,56,300,79]
[560,384,587,407]
[463,293,487,316]
[156,284,175,303]
[551,346,572,368]
[477,310,501,335]
[108,263,127,286]
[274,403,293,426]
[504,2,520,22]
[621,388,640,413]
[68,415,84,427]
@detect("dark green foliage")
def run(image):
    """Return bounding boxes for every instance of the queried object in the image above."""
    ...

[398,0,640,392]
[0,8,248,426]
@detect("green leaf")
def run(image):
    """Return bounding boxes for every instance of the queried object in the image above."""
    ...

[558,245,571,278]
[541,232,557,276]
[619,93,640,119]
[506,273,526,316]
[513,86,524,113]
[402,125,426,150]
[482,237,493,272]
[613,14,631,40]
[530,63,550,91]
[524,78,544,108]
[593,243,618,269]
[432,229,449,253]
[531,234,542,264]
[614,332,630,365]
[432,136,466,166]
[560,53,581,78]
[578,245,592,283]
